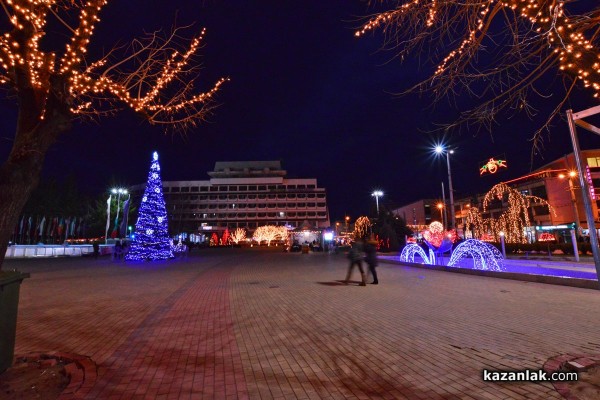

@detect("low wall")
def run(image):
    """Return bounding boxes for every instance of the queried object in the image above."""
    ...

[5,245,113,258]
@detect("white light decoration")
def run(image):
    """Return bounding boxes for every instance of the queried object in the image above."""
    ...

[447,239,504,271]
[157,217,163,223]
[146,229,154,235]
[152,173,158,179]
[142,196,147,202]
[399,244,436,265]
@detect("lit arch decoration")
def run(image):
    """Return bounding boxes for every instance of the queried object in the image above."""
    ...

[447,239,504,271]
[399,244,435,265]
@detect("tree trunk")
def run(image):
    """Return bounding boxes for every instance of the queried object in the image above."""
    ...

[0,93,70,270]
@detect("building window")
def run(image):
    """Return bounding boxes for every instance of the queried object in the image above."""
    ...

[268,185,276,190]
[200,186,208,192]
[191,187,199,192]
[229,186,237,191]
[181,187,189,192]
[171,187,180,193]
[258,185,267,191]
[249,185,257,191]
[163,187,170,192]
[219,186,227,192]
[210,186,218,192]
[588,157,600,167]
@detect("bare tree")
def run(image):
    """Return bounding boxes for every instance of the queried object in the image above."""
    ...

[357,1,599,149]
[0,0,227,268]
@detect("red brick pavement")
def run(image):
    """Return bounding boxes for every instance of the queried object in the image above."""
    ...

[10,249,600,399]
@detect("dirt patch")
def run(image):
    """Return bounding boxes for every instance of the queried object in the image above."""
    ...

[0,357,68,400]
[566,366,600,400]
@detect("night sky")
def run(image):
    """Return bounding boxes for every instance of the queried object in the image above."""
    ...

[1,1,600,221]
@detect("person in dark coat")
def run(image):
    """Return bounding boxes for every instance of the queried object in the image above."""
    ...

[345,240,367,286]
[364,237,379,284]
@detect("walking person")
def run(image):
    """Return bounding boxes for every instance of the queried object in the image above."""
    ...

[364,236,379,285]
[345,240,367,286]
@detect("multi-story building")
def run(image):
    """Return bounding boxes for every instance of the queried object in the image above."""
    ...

[130,161,330,237]
[391,199,441,232]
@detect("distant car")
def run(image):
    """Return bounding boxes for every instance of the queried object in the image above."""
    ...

[290,243,302,252]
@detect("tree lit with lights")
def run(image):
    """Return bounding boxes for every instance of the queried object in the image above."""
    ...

[357,1,599,149]
[353,216,371,239]
[125,152,173,261]
[0,0,227,269]
[230,228,246,244]
[465,182,554,243]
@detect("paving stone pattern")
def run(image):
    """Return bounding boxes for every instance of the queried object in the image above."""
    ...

[9,248,600,399]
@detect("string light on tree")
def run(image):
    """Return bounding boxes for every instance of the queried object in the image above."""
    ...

[125,152,173,261]
[230,228,246,244]
[353,216,371,239]
[0,0,229,265]
[356,1,600,150]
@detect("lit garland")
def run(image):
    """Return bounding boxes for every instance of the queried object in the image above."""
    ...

[447,239,504,271]
[399,243,435,265]
[220,228,230,245]
[252,225,287,246]
[466,182,555,244]
[355,1,599,97]
[125,152,174,261]
[0,0,227,127]
[353,216,371,239]
[230,228,246,244]
[355,1,600,150]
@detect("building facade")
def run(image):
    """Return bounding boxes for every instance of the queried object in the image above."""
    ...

[130,161,330,236]
[391,199,440,232]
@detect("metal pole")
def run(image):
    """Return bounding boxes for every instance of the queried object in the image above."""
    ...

[446,151,456,229]
[567,109,600,285]
[570,229,580,262]
[441,181,447,229]
[375,195,380,214]
[500,233,506,259]
[564,155,582,235]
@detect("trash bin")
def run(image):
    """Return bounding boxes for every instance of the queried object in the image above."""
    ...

[0,271,29,372]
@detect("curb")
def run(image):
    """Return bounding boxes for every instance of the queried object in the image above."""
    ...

[379,259,599,290]
[15,352,97,399]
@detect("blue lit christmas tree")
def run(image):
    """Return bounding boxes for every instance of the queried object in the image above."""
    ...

[126,152,174,261]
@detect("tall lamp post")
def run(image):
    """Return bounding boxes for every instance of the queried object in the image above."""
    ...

[437,203,445,229]
[111,188,128,238]
[371,190,383,214]
[434,145,456,229]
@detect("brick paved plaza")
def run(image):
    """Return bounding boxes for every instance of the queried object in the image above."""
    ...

[7,248,600,399]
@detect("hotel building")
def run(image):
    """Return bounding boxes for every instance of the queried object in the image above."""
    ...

[130,161,330,235]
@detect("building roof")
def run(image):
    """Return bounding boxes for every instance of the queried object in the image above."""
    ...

[208,161,287,178]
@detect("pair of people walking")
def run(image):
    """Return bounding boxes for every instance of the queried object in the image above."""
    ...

[344,237,378,286]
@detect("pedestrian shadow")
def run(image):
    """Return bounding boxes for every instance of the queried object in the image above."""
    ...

[316,280,356,286]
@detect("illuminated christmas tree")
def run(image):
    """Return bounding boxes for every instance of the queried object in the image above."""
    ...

[126,152,173,261]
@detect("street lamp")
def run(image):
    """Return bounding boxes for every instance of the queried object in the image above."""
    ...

[371,190,383,214]
[434,145,456,229]
[436,202,445,228]
[345,216,350,234]
[559,170,581,235]
[111,188,128,238]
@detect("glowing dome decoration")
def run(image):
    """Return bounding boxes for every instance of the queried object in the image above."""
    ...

[447,239,504,271]
[399,244,435,265]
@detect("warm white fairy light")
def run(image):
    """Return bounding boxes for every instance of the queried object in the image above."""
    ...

[230,228,246,244]
[0,0,227,127]
[353,216,371,239]
[465,182,555,244]
[356,0,600,99]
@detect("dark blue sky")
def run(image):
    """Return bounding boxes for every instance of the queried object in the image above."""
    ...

[1,1,599,221]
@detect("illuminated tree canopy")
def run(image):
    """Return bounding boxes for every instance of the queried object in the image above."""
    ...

[466,182,554,243]
[357,1,600,148]
[0,0,226,268]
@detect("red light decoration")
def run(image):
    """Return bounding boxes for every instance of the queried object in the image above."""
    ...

[538,233,556,242]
